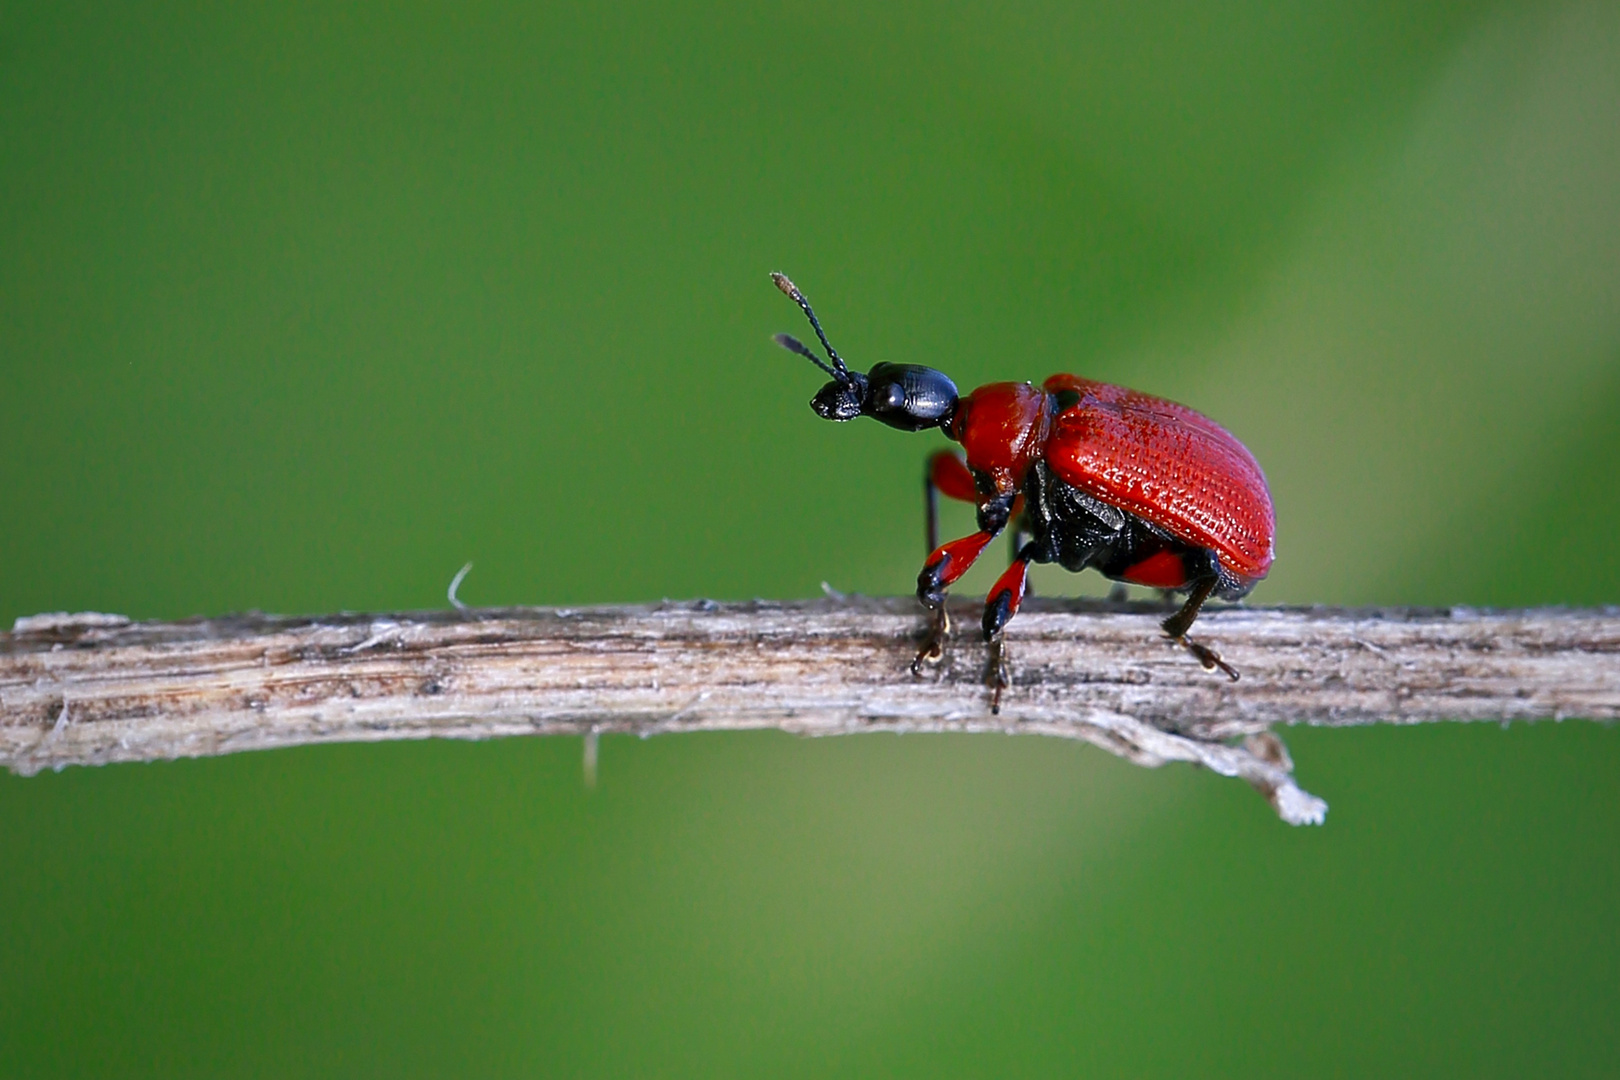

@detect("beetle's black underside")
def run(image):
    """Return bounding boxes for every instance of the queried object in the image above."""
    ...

[1020,461,1253,602]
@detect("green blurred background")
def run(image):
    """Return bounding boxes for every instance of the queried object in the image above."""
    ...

[3,1,1618,1075]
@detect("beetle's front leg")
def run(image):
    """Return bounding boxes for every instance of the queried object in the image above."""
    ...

[912,492,1014,674]
[912,530,994,672]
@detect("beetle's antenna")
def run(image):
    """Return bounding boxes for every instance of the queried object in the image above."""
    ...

[773,332,839,379]
[771,272,852,381]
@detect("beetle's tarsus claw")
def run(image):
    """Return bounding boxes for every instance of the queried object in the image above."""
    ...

[913,604,950,675]
[910,644,942,675]
[1172,634,1239,681]
[987,635,1010,713]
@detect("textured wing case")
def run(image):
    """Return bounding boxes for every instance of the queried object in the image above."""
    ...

[1041,375,1275,580]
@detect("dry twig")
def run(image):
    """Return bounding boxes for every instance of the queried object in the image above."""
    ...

[4,598,1617,824]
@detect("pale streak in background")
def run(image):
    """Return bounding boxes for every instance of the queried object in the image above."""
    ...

[1175,0,1620,604]
[815,2,1620,1062]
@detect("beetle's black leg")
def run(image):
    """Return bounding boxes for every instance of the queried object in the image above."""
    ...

[1160,575,1213,639]
[1161,574,1238,680]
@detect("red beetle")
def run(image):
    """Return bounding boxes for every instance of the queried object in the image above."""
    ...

[771,272,1274,711]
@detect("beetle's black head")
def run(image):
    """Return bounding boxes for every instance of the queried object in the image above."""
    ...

[808,369,868,422]
[772,273,958,432]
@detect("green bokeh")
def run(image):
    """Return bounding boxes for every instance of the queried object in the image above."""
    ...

[3,1,1617,1075]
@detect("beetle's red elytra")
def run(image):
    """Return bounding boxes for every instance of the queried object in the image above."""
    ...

[771,272,1276,712]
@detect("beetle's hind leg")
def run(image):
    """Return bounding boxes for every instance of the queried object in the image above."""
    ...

[1161,573,1238,681]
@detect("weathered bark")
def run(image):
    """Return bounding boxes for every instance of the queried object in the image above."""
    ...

[4,598,1617,824]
